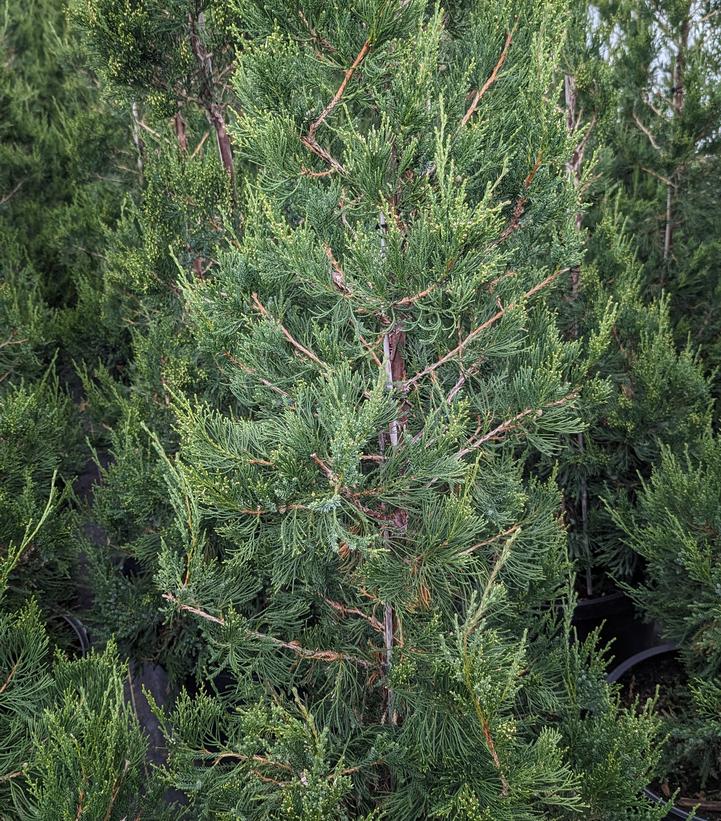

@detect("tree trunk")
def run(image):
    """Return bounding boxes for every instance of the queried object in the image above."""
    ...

[189,12,235,179]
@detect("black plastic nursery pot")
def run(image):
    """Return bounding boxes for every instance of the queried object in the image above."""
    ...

[572,589,660,662]
[607,644,710,821]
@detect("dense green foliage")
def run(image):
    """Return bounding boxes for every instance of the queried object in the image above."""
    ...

[592,1,721,389]
[0,0,130,330]
[621,437,721,796]
[1,0,719,817]
[554,207,713,585]
[122,1,665,816]
[542,0,717,590]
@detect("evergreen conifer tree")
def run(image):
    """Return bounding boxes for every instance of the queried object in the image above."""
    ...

[548,0,714,588]
[0,8,178,816]
[64,0,238,394]
[621,436,721,800]
[591,0,721,389]
[0,0,131,338]
[0,509,173,820]
[69,0,244,674]
[113,2,668,816]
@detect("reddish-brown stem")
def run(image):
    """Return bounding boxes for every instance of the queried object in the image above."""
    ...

[498,153,543,242]
[456,392,577,458]
[324,597,385,633]
[75,790,85,821]
[188,12,234,178]
[394,282,437,307]
[461,29,514,128]
[324,244,352,294]
[300,137,346,174]
[308,40,371,139]
[310,452,336,483]
[173,111,188,152]
[459,524,521,557]
[223,351,290,398]
[301,39,371,173]
[481,720,509,795]
[394,251,461,309]
[0,659,19,695]
[406,268,568,389]
[163,593,371,667]
[251,293,327,368]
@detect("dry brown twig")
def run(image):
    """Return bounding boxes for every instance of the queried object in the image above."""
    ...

[223,351,290,398]
[456,392,577,458]
[498,153,543,242]
[250,293,327,369]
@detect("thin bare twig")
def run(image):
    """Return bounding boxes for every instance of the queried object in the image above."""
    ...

[310,452,336,483]
[459,524,522,557]
[308,40,371,139]
[406,268,568,388]
[359,334,383,368]
[301,39,371,173]
[324,244,352,294]
[163,593,371,667]
[461,29,514,127]
[324,597,385,633]
[188,12,234,177]
[298,9,337,54]
[0,179,24,206]
[632,111,662,152]
[394,282,437,307]
[223,351,290,398]
[190,130,211,159]
[301,166,336,178]
[393,254,460,308]
[0,659,19,695]
[251,294,327,368]
[497,153,543,242]
[641,165,676,188]
[456,393,577,458]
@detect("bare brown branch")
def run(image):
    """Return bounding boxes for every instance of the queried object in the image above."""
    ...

[324,244,352,294]
[461,29,514,128]
[406,268,568,389]
[324,597,385,633]
[251,294,327,369]
[163,593,372,667]
[0,179,24,206]
[459,524,522,557]
[300,39,371,173]
[223,351,290,398]
[456,392,577,458]
[188,12,234,177]
[308,40,371,139]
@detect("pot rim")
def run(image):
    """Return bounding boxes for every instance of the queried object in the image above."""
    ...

[572,589,634,621]
[606,642,678,684]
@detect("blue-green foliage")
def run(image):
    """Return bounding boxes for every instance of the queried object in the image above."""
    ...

[129,1,667,816]
[622,437,721,794]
